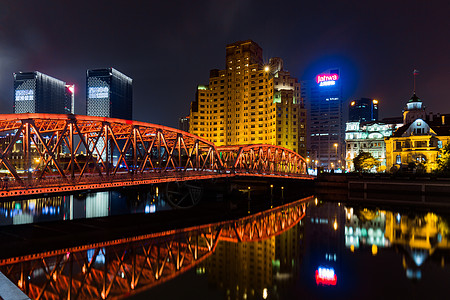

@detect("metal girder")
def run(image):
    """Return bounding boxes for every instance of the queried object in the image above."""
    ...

[217,144,307,175]
[0,113,223,188]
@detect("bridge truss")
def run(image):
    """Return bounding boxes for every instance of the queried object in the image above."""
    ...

[0,196,310,299]
[0,114,309,198]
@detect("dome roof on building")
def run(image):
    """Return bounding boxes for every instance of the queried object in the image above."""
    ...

[408,92,421,103]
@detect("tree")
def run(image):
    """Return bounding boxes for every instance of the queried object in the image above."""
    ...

[353,152,380,172]
[436,144,450,174]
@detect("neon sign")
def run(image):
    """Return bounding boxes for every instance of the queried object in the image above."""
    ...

[315,267,337,286]
[89,87,109,99]
[15,89,34,101]
[316,74,339,86]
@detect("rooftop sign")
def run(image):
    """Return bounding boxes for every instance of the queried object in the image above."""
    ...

[316,73,339,86]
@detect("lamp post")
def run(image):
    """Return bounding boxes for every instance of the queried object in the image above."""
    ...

[333,143,338,170]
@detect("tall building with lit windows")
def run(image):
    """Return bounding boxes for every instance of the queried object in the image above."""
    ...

[189,40,306,156]
[302,68,344,170]
[86,68,132,120]
[13,71,73,114]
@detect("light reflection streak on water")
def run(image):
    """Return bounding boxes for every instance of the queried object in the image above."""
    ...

[0,190,169,226]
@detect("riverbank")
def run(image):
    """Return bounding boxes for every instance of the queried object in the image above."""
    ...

[315,173,450,209]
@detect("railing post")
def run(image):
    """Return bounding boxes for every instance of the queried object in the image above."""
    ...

[104,123,109,176]
[69,122,75,179]
[133,126,138,174]
[24,121,32,183]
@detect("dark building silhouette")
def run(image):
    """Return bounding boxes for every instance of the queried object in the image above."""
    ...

[349,97,378,122]
[178,116,190,132]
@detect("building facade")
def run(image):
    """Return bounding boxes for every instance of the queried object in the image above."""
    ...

[349,98,378,122]
[345,120,402,172]
[189,40,306,156]
[385,93,450,173]
[14,71,73,114]
[86,68,132,120]
[302,69,344,170]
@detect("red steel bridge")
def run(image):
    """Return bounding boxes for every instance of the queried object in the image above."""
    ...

[0,196,310,299]
[0,113,311,198]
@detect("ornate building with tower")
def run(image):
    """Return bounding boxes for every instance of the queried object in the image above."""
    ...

[385,93,450,173]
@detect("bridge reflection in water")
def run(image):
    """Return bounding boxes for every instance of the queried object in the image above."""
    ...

[0,196,310,299]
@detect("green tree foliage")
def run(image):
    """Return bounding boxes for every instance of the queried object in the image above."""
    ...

[353,152,380,172]
[436,144,450,173]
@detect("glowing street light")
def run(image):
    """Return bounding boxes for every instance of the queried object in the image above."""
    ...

[264,66,270,72]
[333,143,338,170]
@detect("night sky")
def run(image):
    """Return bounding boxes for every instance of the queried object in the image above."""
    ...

[0,0,448,128]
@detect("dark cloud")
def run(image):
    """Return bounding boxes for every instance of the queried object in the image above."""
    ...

[0,0,448,126]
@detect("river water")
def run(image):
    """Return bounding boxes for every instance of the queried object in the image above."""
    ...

[0,189,449,299]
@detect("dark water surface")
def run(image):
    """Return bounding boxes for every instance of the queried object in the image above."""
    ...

[133,197,450,300]
[0,189,449,299]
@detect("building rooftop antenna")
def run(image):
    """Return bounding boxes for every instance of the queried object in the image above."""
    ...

[413,69,419,94]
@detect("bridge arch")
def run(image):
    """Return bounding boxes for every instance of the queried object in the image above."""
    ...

[218,144,307,175]
[0,114,310,197]
[0,113,222,182]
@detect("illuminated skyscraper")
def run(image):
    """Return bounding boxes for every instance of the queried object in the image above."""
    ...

[349,97,378,122]
[87,68,132,163]
[13,71,73,114]
[302,68,344,170]
[86,68,132,120]
[189,40,306,155]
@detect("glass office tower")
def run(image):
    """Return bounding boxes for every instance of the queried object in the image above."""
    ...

[86,68,132,164]
[86,68,132,120]
[349,97,378,122]
[14,71,71,114]
[302,68,344,171]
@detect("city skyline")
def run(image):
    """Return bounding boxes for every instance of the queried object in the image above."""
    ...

[0,0,448,128]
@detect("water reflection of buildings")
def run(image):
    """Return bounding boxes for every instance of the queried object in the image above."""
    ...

[206,237,275,299]
[0,190,166,226]
[344,204,450,280]
[304,199,345,287]
[205,221,304,300]
[344,207,389,254]
[0,196,308,299]
[385,211,450,280]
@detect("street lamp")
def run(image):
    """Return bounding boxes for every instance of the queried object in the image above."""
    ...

[333,143,338,170]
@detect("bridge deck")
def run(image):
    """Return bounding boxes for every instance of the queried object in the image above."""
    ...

[0,171,313,199]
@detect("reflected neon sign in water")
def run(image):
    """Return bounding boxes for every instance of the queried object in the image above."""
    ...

[315,266,337,286]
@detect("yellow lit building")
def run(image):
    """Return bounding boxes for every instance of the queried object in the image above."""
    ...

[385,93,450,173]
[189,40,306,156]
